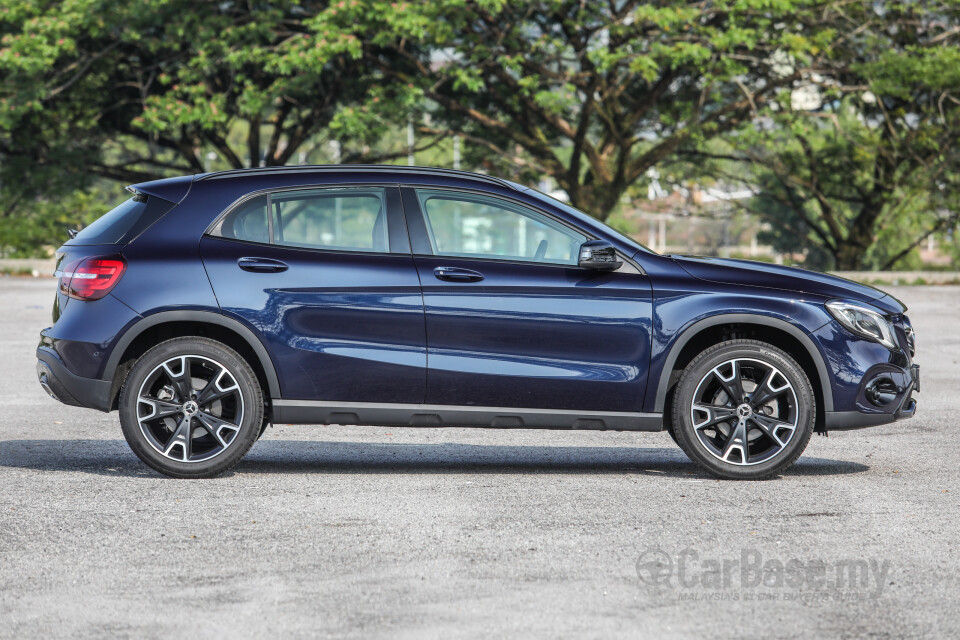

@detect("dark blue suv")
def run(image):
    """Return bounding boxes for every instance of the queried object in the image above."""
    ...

[36,166,919,479]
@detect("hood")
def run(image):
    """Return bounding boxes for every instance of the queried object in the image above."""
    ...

[671,255,906,314]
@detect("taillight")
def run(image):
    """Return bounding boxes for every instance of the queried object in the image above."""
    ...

[59,256,127,301]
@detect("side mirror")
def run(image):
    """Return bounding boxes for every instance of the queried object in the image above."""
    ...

[578,240,623,271]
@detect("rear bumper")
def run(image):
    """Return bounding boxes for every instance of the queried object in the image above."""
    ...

[824,363,919,430]
[36,346,112,412]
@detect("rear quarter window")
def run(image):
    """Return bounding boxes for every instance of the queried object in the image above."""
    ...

[69,194,176,246]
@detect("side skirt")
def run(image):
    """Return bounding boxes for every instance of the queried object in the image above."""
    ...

[272,400,663,432]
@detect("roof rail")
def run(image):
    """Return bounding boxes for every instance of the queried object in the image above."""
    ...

[196,164,519,190]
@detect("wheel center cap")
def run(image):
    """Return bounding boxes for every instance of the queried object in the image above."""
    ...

[183,400,199,416]
[736,404,753,419]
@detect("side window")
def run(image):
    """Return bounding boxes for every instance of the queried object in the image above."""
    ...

[272,188,387,252]
[218,195,270,244]
[415,189,587,265]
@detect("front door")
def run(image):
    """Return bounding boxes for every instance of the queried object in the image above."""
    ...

[402,186,652,412]
[201,185,426,404]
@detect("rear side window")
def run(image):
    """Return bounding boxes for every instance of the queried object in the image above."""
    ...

[70,194,176,246]
[211,188,388,253]
[218,195,270,244]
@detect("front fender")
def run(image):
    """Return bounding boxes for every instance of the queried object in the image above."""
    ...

[645,295,834,415]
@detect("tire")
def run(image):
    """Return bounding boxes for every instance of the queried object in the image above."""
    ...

[666,424,680,446]
[671,339,815,480]
[119,337,264,478]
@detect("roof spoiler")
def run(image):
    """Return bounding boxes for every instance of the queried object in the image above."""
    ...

[126,174,194,204]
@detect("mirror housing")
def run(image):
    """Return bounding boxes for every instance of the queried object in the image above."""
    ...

[578,240,623,271]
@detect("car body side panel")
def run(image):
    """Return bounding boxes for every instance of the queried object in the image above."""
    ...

[199,244,426,403]
[112,215,221,316]
[413,255,653,411]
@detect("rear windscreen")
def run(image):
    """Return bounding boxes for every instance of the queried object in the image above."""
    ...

[69,194,176,246]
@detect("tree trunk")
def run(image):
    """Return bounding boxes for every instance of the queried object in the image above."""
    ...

[567,181,625,222]
[833,219,877,270]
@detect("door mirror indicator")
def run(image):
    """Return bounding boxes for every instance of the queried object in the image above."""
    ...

[578,240,623,271]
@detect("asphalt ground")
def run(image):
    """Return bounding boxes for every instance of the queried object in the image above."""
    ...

[0,277,957,639]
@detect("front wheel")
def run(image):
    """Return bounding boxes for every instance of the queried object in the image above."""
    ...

[671,340,815,480]
[119,337,264,478]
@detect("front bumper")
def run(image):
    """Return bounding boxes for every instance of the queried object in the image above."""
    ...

[824,363,919,430]
[36,346,113,412]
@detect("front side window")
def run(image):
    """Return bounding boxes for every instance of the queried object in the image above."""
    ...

[213,187,388,253]
[415,189,586,265]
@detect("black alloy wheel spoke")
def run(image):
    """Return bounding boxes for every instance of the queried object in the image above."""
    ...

[713,361,746,405]
[163,356,196,402]
[139,396,182,420]
[163,415,193,461]
[748,414,795,447]
[749,368,787,409]
[195,411,240,447]
[720,419,749,464]
[692,403,738,430]
[195,368,236,407]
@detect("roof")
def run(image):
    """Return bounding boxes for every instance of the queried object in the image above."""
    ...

[195,164,520,191]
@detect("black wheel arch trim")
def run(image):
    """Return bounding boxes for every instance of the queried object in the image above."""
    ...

[104,310,281,399]
[651,313,834,413]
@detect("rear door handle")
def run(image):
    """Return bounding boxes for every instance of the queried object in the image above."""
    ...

[237,257,289,273]
[434,266,484,282]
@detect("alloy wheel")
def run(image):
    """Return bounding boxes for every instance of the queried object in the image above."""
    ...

[689,357,799,466]
[136,355,245,463]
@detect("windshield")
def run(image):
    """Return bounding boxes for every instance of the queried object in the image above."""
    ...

[520,186,656,255]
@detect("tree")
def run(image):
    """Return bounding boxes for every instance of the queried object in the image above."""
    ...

[300,0,838,220]
[691,1,960,270]
[0,0,422,190]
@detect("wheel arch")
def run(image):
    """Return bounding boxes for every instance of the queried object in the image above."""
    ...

[653,314,833,426]
[105,311,281,410]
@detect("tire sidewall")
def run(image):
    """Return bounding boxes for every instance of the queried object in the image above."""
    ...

[119,337,263,478]
[672,341,815,480]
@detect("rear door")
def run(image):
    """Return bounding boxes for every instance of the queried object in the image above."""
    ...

[200,185,426,404]
[402,186,653,412]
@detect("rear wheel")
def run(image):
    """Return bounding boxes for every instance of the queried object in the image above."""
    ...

[119,337,263,478]
[671,340,815,480]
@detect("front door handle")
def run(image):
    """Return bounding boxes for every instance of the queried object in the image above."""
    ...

[434,266,484,283]
[238,257,289,273]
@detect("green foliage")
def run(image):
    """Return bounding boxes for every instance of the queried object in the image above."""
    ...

[294,0,835,219]
[0,0,958,268]
[0,0,393,188]
[0,185,123,257]
[687,1,960,270]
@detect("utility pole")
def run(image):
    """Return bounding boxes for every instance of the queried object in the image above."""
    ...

[453,134,461,170]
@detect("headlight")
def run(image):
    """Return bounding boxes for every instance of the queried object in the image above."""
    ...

[826,301,897,350]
